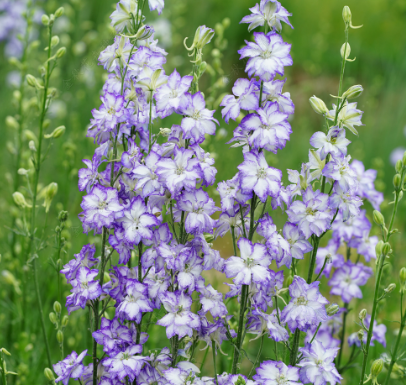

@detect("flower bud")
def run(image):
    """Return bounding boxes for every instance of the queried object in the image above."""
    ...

[340,43,351,59]
[55,7,64,18]
[373,210,385,226]
[327,304,340,316]
[18,168,29,176]
[58,210,68,222]
[358,329,365,341]
[375,240,384,257]
[286,274,294,287]
[44,126,66,139]
[13,192,30,208]
[26,74,38,88]
[49,312,57,324]
[342,85,363,100]
[193,25,215,50]
[56,330,64,343]
[396,159,403,173]
[393,173,402,190]
[53,301,62,314]
[342,6,352,24]
[0,348,11,356]
[371,358,384,377]
[41,14,50,26]
[43,182,58,213]
[29,140,37,152]
[56,47,66,58]
[384,283,396,294]
[382,242,391,256]
[6,116,19,130]
[159,127,171,137]
[132,25,154,41]
[359,309,367,320]
[62,315,69,327]
[402,151,406,168]
[400,268,406,285]
[44,368,55,381]
[51,36,59,48]
[309,96,329,115]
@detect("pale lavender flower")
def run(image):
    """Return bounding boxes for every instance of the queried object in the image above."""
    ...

[174,252,203,291]
[298,341,342,385]
[78,154,104,193]
[262,79,294,115]
[281,276,329,332]
[155,69,193,118]
[148,0,164,14]
[179,92,218,143]
[348,229,378,262]
[286,187,332,239]
[176,189,218,235]
[224,238,271,285]
[220,78,259,123]
[117,196,160,244]
[329,261,372,303]
[79,184,123,232]
[132,151,162,197]
[143,267,171,307]
[242,101,292,152]
[110,0,138,32]
[322,154,358,192]
[241,0,293,32]
[282,222,313,265]
[103,345,149,382]
[331,209,371,242]
[253,360,300,385]
[328,101,363,136]
[217,175,252,212]
[53,350,88,385]
[98,36,133,71]
[61,244,97,282]
[121,138,142,169]
[92,317,133,354]
[116,280,154,322]
[142,223,173,271]
[109,228,132,264]
[310,127,350,160]
[348,314,386,347]
[248,308,289,342]
[157,291,200,338]
[238,151,282,202]
[198,283,228,318]
[156,147,200,195]
[238,32,292,81]
[314,238,344,278]
[191,144,217,187]
[329,185,362,221]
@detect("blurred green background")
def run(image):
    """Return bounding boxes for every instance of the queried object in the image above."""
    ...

[0,0,405,383]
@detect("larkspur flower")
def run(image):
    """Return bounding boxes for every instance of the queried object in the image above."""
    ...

[132,151,162,197]
[286,186,333,238]
[92,317,133,354]
[281,276,329,332]
[116,280,154,322]
[314,238,344,278]
[98,36,132,71]
[310,127,350,160]
[117,196,160,244]
[322,153,358,192]
[110,0,138,32]
[198,283,228,318]
[329,184,362,221]
[348,314,386,348]
[220,78,259,123]
[103,344,149,382]
[238,151,282,202]
[141,223,173,270]
[348,229,378,262]
[224,238,271,285]
[297,341,342,385]
[328,261,372,303]
[282,222,313,264]
[248,308,289,342]
[157,291,201,338]
[262,79,294,115]
[328,101,363,136]
[179,92,218,143]
[238,31,292,81]
[53,350,88,385]
[60,244,98,282]
[241,0,293,32]
[78,154,104,193]
[253,360,300,385]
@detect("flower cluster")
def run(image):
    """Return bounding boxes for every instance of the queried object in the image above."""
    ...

[55,1,384,384]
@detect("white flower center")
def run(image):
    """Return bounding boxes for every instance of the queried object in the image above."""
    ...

[257,167,267,179]
[261,50,272,59]
[295,295,308,306]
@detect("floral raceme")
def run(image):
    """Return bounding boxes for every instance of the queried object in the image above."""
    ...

[54,0,385,384]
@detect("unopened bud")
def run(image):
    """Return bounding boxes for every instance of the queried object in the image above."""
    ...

[393,173,402,190]
[400,268,406,285]
[396,159,403,173]
[159,127,171,137]
[358,329,365,341]
[342,85,363,100]
[55,7,64,18]
[56,330,64,343]
[26,74,38,88]
[402,151,406,168]
[44,182,58,213]
[51,36,59,48]
[193,25,215,50]
[0,348,11,356]
[49,312,57,324]
[41,14,50,26]
[359,309,367,320]
[309,96,329,115]
[13,192,30,208]
[29,140,37,152]
[6,116,19,130]
[373,210,385,226]
[327,304,340,316]
[53,301,61,314]
[56,47,66,58]
[44,126,66,139]
[382,242,391,256]
[104,272,111,283]
[286,274,294,287]
[375,240,384,256]
[44,368,55,381]
[58,210,68,222]
[384,283,396,294]
[342,6,352,24]
[340,43,351,59]
[18,168,29,176]
[371,358,384,377]
[62,315,69,327]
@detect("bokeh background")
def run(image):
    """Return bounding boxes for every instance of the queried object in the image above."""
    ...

[0,0,405,383]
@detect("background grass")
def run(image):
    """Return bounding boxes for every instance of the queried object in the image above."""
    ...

[0,0,405,383]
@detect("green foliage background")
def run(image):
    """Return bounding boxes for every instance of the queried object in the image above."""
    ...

[0,0,405,383]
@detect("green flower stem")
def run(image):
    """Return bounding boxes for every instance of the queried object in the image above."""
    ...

[337,302,349,368]
[200,346,209,372]
[212,342,218,384]
[231,226,238,256]
[249,334,264,379]
[0,351,7,385]
[383,292,406,384]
